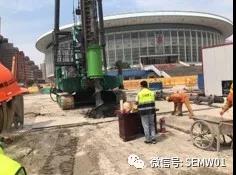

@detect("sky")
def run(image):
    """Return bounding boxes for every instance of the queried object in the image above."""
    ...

[0,0,233,66]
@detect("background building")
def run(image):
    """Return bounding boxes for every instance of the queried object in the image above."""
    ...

[0,34,44,85]
[36,11,233,79]
[0,35,18,70]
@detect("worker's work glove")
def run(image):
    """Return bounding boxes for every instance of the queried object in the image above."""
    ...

[220,106,228,117]
[220,111,224,116]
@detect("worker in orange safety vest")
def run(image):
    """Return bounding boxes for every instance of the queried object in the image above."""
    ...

[166,91,194,118]
[220,83,233,116]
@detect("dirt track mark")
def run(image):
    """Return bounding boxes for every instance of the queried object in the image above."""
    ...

[39,129,78,175]
[73,125,101,175]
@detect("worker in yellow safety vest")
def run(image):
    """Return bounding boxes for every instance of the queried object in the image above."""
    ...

[136,81,157,144]
[0,143,27,175]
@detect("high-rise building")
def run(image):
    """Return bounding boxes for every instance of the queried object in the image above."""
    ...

[0,35,19,70]
[0,34,43,85]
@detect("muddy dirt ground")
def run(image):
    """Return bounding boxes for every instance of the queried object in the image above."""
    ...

[3,94,233,175]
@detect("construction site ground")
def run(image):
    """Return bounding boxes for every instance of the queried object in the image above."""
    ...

[3,93,233,175]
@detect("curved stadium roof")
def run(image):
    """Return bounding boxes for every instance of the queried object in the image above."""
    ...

[36,11,233,53]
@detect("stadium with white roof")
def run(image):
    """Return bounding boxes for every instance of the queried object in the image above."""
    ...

[36,11,233,79]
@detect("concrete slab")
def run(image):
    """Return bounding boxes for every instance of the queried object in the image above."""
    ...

[22,93,232,134]
[23,94,117,130]
[157,115,194,133]
[156,102,233,134]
